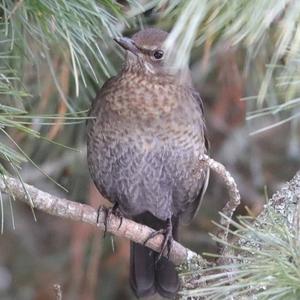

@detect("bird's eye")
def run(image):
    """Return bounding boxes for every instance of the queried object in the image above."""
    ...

[153,50,164,60]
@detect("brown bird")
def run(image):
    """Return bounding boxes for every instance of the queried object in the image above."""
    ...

[87,28,209,299]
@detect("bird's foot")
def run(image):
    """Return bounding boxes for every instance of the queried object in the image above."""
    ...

[97,203,123,238]
[144,218,173,261]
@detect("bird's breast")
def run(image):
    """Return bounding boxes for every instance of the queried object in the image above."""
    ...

[93,73,205,153]
[104,73,184,122]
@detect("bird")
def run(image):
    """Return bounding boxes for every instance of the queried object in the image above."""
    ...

[86,28,209,299]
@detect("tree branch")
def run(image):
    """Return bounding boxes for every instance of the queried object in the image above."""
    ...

[0,176,204,266]
[0,155,240,267]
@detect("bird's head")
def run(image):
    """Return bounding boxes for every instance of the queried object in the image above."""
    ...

[115,28,176,76]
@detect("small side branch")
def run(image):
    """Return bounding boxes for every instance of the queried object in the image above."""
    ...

[200,155,241,256]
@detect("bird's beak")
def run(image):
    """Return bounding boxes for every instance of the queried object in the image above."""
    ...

[114,37,139,56]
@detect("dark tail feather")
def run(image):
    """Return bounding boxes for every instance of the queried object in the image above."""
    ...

[155,256,179,298]
[130,212,157,298]
[155,216,179,298]
[130,242,156,298]
[130,213,179,299]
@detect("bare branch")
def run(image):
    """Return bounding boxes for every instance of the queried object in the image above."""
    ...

[0,176,205,266]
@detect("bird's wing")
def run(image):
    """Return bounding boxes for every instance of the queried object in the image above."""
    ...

[193,90,210,150]
[180,167,210,225]
[180,90,210,225]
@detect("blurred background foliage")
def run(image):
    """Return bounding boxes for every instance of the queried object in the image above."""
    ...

[0,0,300,299]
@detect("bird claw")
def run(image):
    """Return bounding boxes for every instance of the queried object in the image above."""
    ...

[97,203,123,238]
[143,219,173,261]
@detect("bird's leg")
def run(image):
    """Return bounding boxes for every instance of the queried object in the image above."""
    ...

[96,206,102,224]
[158,218,173,261]
[111,203,124,229]
[97,203,123,238]
[143,218,173,261]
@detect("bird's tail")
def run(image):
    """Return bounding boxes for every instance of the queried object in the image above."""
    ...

[130,213,179,299]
